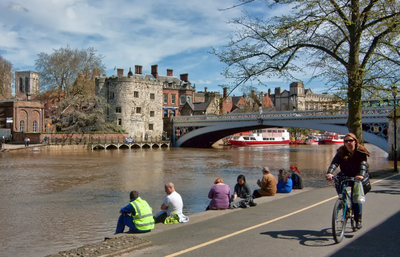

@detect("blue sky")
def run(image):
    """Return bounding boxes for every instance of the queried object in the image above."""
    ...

[0,0,328,95]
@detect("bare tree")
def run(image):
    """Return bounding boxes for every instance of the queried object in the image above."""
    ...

[53,94,123,133]
[212,0,400,142]
[35,45,105,98]
[0,55,13,99]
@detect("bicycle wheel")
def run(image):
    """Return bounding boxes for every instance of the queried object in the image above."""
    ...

[332,199,347,243]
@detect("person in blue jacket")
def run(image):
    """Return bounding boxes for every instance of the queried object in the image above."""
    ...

[115,190,155,234]
[277,169,293,193]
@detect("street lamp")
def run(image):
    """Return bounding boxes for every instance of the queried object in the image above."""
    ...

[392,86,398,173]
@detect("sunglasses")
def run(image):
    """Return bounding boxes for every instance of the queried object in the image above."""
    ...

[344,139,355,143]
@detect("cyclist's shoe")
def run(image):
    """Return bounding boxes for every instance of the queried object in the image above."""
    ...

[249,201,257,207]
[356,221,362,229]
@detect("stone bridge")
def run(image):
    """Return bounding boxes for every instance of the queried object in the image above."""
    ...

[172,108,393,152]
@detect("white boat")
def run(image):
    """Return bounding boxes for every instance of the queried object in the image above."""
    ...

[228,128,290,146]
[323,132,345,144]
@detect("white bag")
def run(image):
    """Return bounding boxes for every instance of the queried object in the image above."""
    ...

[353,181,365,203]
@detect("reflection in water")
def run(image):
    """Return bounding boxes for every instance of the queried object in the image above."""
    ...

[0,144,389,256]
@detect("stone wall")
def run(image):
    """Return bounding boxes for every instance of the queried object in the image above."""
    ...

[96,76,163,138]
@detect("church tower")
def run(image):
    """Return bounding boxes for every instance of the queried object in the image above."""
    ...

[15,71,40,99]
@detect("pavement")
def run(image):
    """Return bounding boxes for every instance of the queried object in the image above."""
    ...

[108,170,399,257]
[0,143,45,151]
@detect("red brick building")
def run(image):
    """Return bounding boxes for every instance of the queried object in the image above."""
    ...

[0,99,45,133]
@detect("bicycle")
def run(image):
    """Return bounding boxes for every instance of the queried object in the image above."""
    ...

[331,176,357,243]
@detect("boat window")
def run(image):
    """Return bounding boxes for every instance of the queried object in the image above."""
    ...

[243,137,249,140]
[267,130,272,133]
[262,129,267,132]
[250,137,256,140]
[232,136,239,140]
[273,130,277,132]
[263,138,268,140]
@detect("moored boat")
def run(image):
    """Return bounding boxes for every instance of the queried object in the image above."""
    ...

[228,128,290,145]
[323,132,345,144]
[305,136,319,145]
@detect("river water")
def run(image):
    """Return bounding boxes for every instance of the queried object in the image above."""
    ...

[0,144,390,256]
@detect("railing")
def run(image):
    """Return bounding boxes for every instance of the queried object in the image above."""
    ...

[48,135,166,145]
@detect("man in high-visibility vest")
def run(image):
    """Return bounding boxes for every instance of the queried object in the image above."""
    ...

[115,190,155,234]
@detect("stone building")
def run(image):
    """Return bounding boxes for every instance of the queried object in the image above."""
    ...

[269,82,343,111]
[14,71,40,99]
[95,68,164,139]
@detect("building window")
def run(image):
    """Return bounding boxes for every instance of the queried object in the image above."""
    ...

[25,77,30,93]
[109,92,114,99]
[150,93,155,100]
[164,93,168,104]
[149,124,154,130]
[150,111,155,117]
[19,78,24,92]
[20,120,25,132]
[180,95,186,105]
[186,95,191,103]
[134,91,139,98]
[118,119,122,126]
[33,121,37,132]
[172,94,176,105]
[136,107,141,114]
[116,107,122,113]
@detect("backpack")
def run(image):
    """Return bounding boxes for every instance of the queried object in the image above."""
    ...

[291,174,303,189]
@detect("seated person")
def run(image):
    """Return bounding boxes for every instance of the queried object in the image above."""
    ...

[230,175,256,208]
[277,169,293,193]
[253,167,277,198]
[206,178,231,210]
[154,182,188,224]
[290,164,303,189]
[115,190,154,234]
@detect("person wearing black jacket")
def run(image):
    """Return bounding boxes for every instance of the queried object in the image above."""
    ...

[326,133,370,229]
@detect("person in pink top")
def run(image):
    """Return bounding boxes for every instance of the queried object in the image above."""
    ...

[206,178,231,210]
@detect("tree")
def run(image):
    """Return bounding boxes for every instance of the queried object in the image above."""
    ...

[35,45,105,98]
[53,94,123,134]
[0,55,13,99]
[212,0,400,143]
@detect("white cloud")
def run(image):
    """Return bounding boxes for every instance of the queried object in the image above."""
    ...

[0,0,323,93]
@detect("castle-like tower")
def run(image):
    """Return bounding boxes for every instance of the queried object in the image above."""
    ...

[15,71,40,98]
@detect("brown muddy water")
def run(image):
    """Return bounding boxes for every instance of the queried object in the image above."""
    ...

[0,144,390,256]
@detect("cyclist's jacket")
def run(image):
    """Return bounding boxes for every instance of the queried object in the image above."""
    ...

[129,197,155,231]
[327,145,369,177]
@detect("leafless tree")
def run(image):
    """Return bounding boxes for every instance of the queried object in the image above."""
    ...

[0,55,13,99]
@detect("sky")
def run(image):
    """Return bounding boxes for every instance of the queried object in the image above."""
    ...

[0,0,329,96]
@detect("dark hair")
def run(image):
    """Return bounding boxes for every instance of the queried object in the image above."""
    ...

[237,174,246,183]
[129,190,139,200]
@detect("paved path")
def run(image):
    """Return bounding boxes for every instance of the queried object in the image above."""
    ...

[118,172,400,257]
[0,143,44,151]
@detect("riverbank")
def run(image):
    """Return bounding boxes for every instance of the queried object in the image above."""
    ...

[46,168,397,257]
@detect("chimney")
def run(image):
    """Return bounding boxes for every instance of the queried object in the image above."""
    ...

[139,65,142,74]
[135,65,140,74]
[223,87,227,98]
[204,87,208,93]
[127,67,133,78]
[180,73,188,82]
[117,68,124,77]
[167,69,173,76]
[275,87,281,95]
[268,89,271,96]
[151,65,158,79]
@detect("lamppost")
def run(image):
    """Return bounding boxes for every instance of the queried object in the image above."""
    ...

[392,86,398,172]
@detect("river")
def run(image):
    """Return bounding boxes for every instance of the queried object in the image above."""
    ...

[0,143,390,256]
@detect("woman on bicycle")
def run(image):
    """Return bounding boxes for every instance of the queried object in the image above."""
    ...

[326,133,370,229]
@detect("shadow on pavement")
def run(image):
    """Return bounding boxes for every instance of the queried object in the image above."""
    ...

[260,227,351,246]
[330,210,400,257]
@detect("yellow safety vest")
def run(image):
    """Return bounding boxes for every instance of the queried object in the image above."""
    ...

[130,197,155,231]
